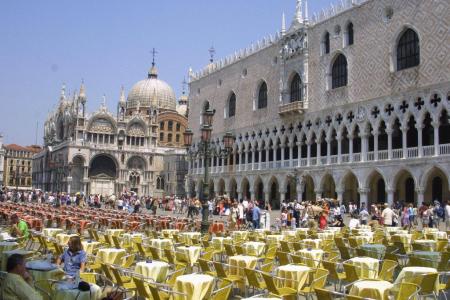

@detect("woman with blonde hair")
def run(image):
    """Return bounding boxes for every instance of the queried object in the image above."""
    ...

[56,236,86,276]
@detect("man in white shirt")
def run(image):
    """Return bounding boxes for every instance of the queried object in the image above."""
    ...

[445,200,450,230]
[359,203,369,225]
[381,203,397,226]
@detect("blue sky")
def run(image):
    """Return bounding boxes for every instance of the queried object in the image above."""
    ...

[0,0,334,145]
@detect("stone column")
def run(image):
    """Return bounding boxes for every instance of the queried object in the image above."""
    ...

[289,145,293,168]
[373,132,379,161]
[272,145,277,167]
[297,182,303,203]
[265,148,270,167]
[307,141,311,166]
[416,188,424,207]
[280,191,286,205]
[386,128,393,160]
[401,125,408,159]
[358,188,369,208]
[326,137,331,165]
[432,121,439,156]
[416,124,423,157]
[280,145,285,164]
[337,132,342,164]
[252,149,256,170]
[315,189,323,201]
[360,131,368,162]
[387,188,394,206]
[349,135,354,163]
[317,138,322,166]
[336,188,344,205]
[297,142,302,167]
[258,148,263,170]
[264,191,270,206]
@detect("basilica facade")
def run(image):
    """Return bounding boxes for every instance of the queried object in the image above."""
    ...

[186,0,450,209]
[32,64,188,197]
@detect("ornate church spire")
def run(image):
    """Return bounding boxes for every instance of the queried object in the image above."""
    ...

[119,85,126,103]
[59,83,66,102]
[148,48,158,79]
[78,80,86,103]
[281,12,286,35]
[295,0,303,23]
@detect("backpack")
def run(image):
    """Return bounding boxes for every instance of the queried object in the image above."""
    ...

[436,206,445,219]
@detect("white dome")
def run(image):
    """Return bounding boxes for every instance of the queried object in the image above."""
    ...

[127,66,177,110]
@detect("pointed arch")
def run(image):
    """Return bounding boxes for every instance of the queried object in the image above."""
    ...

[290,73,303,103]
[396,28,420,71]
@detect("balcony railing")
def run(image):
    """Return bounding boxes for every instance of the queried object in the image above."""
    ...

[279,101,306,115]
[189,143,450,175]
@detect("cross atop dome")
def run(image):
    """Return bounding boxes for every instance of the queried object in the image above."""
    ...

[148,48,158,79]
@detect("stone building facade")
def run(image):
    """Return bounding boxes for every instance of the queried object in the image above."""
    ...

[186,0,450,209]
[4,144,42,190]
[33,64,188,197]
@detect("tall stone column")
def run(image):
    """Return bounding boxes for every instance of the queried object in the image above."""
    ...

[336,188,344,205]
[349,135,354,163]
[297,142,302,167]
[315,189,323,201]
[386,128,393,160]
[416,188,424,207]
[360,131,368,162]
[326,137,331,165]
[337,132,342,164]
[307,141,311,166]
[280,145,285,164]
[264,192,270,206]
[387,188,394,206]
[373,132,379,161]
[416,124,423,157]
[297,182,303,203]
[272,145,277,167]
[401,125,408,159]
[432,121,440,156]
[358,188,369,208]
[252,149,256,170]
[289,145,293,167]
[280,191,286,205]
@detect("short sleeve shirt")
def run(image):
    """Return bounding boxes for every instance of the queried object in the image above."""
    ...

[18,220,29,239]
[60,249,87,276]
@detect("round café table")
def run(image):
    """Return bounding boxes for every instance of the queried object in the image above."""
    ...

[295,249,324,267]
[211,237,232,252]
[317,232,335,240]
[82,241,100,255]
[302,238,322,249]
[134,260,169,283]
[43,228,63,238]
[173,274,214,300]
[242,242,266,257]
[229,255,258,291]
[410,251,441,268]
[96,248,126,265]
[231,231,249,242]
[266,235,283,246]
[394,266,439,292]
[175,246,201,266]
[105,229,124,237]
[0,241,19,255]
[150,238,174,257]
[161,229,179,238]
[276,264,311,291]
[179,232,201,246]
[360,244,386,259]
[413,239,436,251]
[347,257,379,279]
[350,280,393,300]
[2,249,34,271]
[56,234,78,246]
[0,232,15,241]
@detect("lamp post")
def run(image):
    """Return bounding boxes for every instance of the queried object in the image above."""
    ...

[183,109,235,234]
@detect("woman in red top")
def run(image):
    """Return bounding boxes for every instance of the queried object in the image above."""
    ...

[319,211,327,229]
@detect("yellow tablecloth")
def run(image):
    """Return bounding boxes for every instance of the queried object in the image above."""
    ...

[353,235,373,246]
[302,238,322,249]
[43,228,63,238]
[410,251,441,268]
[134,260,169,283]
[348,257,379,279]
[231,231,249,241]
[53,282,103,300]
[295,249,324,267]
[179,232,201,246]
[174,274,214,300]
[211,237,232,251]
[96,248,126,264]
[326,227,342,233]
[282,230,297,240]
[30,268,65,282]
[317,232,335,240]
[2,249,34,270]
[427,231,447,240]
[229,255,258,277]
[0,241,19,255]
[350,280,393,300]
[81,241,100,255]
[384,227,402,233]
[56,234,78,246]
[276,264,311,291]
[122,233,143,246]
[392,233,412,244]
[413,239,436,251]
[161,229,179,238]
[423,228,439,234]
[266,235,283,246]
[242,242,266,257]
[104,229,124,237]
[150,238,174,257]
[394,266,439,292]
[175,246,201,266]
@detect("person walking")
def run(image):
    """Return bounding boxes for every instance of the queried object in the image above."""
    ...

[381,203,397,227]
[252,204,261,229]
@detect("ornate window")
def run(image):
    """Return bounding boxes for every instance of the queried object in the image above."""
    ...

[228,93,236,117]
[332,54,348,89]
[397,28,420,71]
[257,82,268,109]
[159,122,164,130]
[159,132,164,141]
[168,133,173,142]
[168,121,173,131]
[176,123,180,131]
[290,73,302,103]
[347,22,354,45]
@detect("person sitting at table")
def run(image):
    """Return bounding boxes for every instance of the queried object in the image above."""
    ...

[0,253,43,300]
[349,212,361,229]
[56,236,87,276]
[10,214,29,239]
